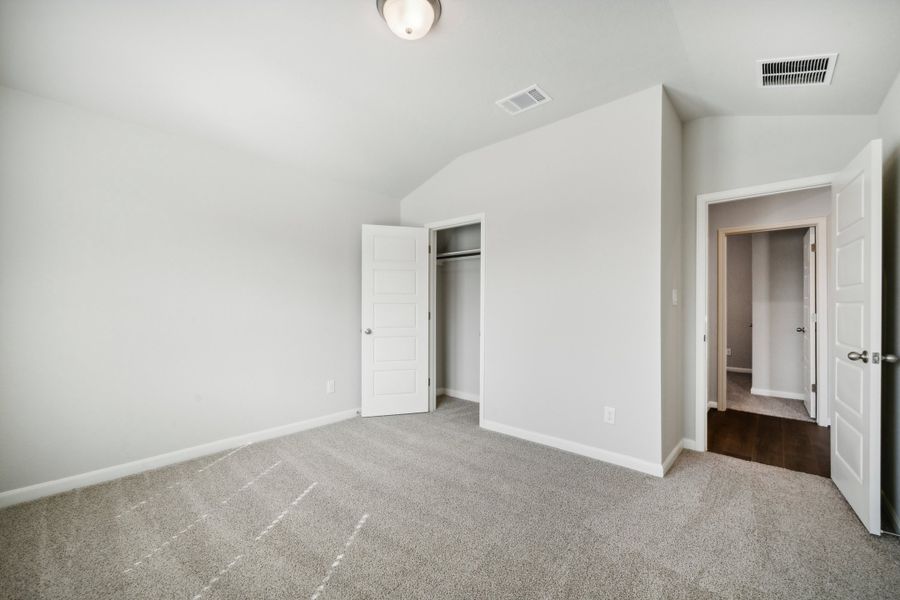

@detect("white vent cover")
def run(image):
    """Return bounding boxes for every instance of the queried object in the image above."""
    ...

[757,53,838,87]
[496,85,552,115]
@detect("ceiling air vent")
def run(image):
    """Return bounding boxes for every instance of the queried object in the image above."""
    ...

[757,53,838,87]
[496,85,552,115]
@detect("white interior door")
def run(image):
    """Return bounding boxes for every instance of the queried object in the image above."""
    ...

[361,225,428,417]
[802,227,816,418]
[830,140,883,535]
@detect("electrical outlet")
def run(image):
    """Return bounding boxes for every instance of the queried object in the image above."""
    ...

[603,406,615,424]
[726,348,732,357]
[671,288,679,306]
[326,379,335,394]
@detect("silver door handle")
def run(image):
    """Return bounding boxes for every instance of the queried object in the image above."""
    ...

[363,328,372,335]
[884,354,899,364]
[848,350,869,363]
[796,327,806,333]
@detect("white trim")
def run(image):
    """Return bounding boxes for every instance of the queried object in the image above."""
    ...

[750,387,806,401]
[681,438,701,451]
[882,490,900,534]
[708,401,718,409]
[726,366,752,373]
[696,174,834,205]
[424,213,486,426]
[0,408,358,509]
[694,173,835,450]
[662,440,684,474]
[436,388,480,403]
[481,419,665,477]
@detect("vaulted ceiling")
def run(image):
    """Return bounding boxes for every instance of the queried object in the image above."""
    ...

[2,0,899,197]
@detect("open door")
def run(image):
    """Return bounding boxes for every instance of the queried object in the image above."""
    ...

[830,140,883,535]
[802,227,817,419]
[361,225,428,417]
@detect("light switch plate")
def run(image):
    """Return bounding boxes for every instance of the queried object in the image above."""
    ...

[603,406,615,424]
[326,380,335,394]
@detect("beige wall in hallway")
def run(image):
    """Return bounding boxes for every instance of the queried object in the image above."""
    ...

[726,234,753,371]
[750,229,806,399]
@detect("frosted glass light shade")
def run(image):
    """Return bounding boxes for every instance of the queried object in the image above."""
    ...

[379,0,441,41]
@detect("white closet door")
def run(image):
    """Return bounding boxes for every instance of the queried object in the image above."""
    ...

[361,225,428,417]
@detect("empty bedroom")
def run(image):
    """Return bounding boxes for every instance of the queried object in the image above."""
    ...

[1,1,900,599]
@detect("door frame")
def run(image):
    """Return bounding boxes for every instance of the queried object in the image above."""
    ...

[424,213,485,424]
[714,218,828,427]
[694,174,834,450]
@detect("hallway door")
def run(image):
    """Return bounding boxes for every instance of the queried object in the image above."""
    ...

[829,140,883,535]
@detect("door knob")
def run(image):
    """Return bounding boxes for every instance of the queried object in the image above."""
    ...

[796,327,806,333]
[848,350,869,363]
[363,328,372,335]
[884,354,899,364]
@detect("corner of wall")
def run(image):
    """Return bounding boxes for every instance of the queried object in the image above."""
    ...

[660,87,684,461]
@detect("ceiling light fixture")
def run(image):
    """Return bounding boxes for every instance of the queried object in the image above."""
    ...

[377,0,441,41]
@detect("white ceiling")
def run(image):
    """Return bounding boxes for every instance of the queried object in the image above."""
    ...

[2,0,899,197]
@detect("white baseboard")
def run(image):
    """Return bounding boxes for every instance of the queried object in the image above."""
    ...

[0,408,358,509]
[726,366,752,373]
[681,437,701,451]
[662,440,684,474]
[883,490,900,534]
[707,401,718,409]
[480,419,664,477]
[436,388,480,403]
[751,387,805,401]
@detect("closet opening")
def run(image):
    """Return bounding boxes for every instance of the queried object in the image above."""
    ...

[426,215,484,422]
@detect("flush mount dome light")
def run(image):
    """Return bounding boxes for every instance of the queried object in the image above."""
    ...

[377,0,441,41]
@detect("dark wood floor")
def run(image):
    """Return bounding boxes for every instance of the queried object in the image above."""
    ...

[707,409,830,477]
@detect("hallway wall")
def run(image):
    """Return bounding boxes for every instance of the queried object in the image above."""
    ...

[726,234,753,371]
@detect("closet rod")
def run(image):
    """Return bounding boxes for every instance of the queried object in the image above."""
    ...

[435,249,481,260]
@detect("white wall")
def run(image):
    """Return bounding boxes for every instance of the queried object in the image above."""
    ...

[660,90,683,461]
[706,189,830,405]
[726,234,752,371]
[0,86,398,494]
[878,71,900,530]
[682,115,878,440]
[751,230,806,399]
[402,86,666,469]
[436,257,481,400]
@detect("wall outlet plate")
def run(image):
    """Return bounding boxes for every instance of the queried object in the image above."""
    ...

[326,380,335,394]
[603,406,615,424]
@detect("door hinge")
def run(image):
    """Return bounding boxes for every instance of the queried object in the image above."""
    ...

[811,383,817,393]
[428,244,432,254]
[428,377,431,387]
[428,311,431,320]
[811,243,816,252]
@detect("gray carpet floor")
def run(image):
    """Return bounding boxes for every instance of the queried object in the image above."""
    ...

[1,396,899,600]
[727,373,815,422]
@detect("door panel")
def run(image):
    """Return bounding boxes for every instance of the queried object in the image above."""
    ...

[361,225,428,417]
[830,139,882,535]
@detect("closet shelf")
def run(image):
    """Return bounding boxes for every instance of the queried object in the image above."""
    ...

[436,249,481,260]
